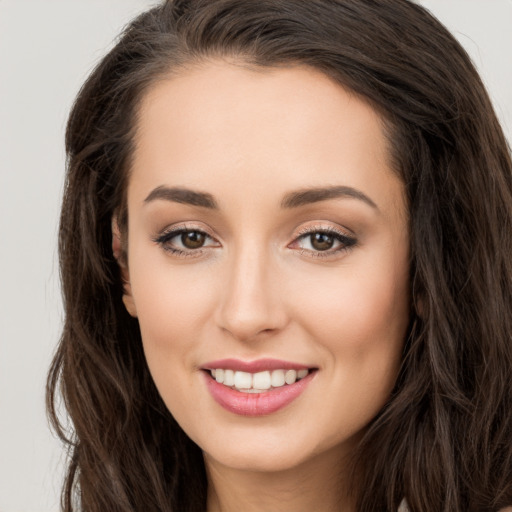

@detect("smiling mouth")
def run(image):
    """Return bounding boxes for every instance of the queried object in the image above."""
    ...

[206,368,314,393]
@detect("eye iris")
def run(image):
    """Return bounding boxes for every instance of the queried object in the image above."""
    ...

[181,231,205,249]
[311,232,334,251]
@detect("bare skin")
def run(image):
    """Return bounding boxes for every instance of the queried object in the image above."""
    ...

[116,60,410,512]
[205,445,350,512]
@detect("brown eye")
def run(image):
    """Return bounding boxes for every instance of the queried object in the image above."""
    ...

[290,227,357,257]
[310,232,334,251]
[181,231,206,249]
[155,227,220,256]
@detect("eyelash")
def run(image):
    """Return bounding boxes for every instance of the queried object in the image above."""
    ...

[292,225,357,258]
[153,225,217,258]
[153,225,357,259]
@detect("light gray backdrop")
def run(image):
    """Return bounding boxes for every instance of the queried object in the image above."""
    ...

[0,1,511,511]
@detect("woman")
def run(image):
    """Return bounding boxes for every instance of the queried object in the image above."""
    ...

[47,1,512,510]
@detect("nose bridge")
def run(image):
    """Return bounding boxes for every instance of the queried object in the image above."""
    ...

[216,240,285,341]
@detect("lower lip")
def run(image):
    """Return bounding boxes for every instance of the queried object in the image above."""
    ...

[203,371,315,417]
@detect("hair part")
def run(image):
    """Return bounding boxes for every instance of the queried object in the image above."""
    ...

[48,1,512,510]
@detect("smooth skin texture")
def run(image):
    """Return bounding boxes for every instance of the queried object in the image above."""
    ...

[118,61,411,512]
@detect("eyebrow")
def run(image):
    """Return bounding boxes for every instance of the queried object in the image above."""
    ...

[281,185,378,210]
[143,184,378,211]
[144,186,218,209]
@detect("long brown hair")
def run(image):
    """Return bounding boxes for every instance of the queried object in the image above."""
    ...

[47,1,512,510]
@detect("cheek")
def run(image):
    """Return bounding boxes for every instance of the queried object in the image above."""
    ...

[297,262,409,438]
[294,245,410,415]
[297,260,409,351]
[128,260,219,424]
[128,249,220,372]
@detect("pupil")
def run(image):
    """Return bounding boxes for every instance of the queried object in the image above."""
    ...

[182,231,205,249]
[311,233,334,251]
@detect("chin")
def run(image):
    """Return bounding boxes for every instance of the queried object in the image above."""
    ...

[204,444,313,474]
[196,420,350,475]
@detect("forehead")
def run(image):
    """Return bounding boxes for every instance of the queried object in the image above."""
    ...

[135,60,387,154]
[129,60,402,214]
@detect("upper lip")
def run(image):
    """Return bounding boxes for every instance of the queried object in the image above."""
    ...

[202,358,313,373]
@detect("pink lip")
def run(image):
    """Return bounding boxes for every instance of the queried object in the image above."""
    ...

[202,362,316,417]
[202,358,311,373]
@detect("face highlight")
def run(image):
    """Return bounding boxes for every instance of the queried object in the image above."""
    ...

[120,61,410,474]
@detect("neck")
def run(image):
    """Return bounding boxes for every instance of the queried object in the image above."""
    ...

[204,447,357,512]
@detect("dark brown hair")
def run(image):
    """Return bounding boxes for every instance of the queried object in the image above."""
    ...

[47,1,512,510]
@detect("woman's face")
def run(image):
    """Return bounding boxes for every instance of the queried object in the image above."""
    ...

[121,61,410,473]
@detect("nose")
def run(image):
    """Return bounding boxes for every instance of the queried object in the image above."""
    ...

[215,245,288,342]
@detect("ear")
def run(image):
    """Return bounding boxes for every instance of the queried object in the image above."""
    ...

[112,217,138,318]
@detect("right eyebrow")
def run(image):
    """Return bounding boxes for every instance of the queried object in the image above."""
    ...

[144,185,219,209]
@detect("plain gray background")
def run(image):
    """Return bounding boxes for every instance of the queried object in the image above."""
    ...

[0,1,511,511]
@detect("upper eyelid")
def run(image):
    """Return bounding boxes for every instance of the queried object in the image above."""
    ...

[293,223,355,239]
[293,229,356,245]
[157,223,218,239]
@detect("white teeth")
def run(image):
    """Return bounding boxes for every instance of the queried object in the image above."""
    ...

[252,371,271,390]
[234,371,252,390]
[224,369,235,387]
[285,369,297,385]
[209,368,310,392]
[270,369,285,387]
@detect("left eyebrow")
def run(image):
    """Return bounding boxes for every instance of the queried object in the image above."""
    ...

[281,185,379,211]
[144,185,219,209]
